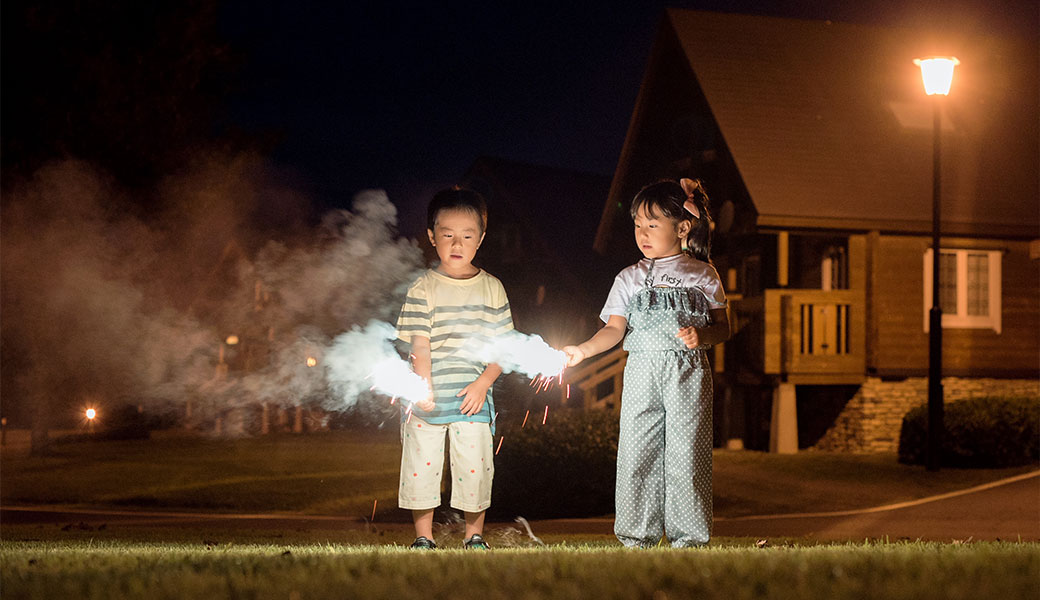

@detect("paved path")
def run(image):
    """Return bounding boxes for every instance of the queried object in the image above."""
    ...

[3,472,1037,542]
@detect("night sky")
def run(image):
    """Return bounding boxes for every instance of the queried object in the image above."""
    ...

[215,0,1037,236]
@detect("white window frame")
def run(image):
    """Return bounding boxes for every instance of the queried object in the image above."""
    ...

[923,248,1002,333]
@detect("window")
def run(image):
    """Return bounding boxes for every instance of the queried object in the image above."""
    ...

[923,249,1002,333]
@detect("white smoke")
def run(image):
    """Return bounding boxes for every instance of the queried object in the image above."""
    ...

[324,320,428,410]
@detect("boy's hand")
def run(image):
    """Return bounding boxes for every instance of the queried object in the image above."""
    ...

[457,379,491,416]
[676,326,701,349]
[562,345,586,367]
[415,389,435,412]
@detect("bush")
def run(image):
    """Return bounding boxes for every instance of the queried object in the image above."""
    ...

[488,408,618,520]
[898,397,1039,468]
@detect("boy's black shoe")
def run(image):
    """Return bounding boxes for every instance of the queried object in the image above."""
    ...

[410,536,437,549]
[463,534,490,550]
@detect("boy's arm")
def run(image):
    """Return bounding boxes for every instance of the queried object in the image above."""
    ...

[562,314,628,367]
[457,362,503,416]
[410,336,436,411]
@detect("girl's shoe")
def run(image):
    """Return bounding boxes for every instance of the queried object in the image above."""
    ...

[410,536,437,549]
[463,534,490,550]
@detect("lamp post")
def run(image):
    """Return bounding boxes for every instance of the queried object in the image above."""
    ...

[914,56,958,472]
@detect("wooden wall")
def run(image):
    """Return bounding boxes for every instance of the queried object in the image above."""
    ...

[870,235,1039,377]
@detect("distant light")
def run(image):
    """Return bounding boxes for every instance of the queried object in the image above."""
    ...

[306,357,317,367]
[913,57,959,96]
[85,408,97,420]
[225,335,239,345]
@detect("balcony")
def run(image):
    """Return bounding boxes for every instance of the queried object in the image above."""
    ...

[732,289,865,384]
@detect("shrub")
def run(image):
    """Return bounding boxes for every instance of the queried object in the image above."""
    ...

[898,397,1039,468]
[488,408,618,520]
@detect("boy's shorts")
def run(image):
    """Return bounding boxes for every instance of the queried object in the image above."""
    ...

[399,416,494,512]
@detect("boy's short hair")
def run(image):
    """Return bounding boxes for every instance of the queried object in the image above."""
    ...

[427,188,488,233]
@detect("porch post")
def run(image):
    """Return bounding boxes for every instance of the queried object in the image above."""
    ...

[769,382,798,453]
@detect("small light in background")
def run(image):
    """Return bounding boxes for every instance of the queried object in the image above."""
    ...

[225,335,240,345]
[306,357,318,368]
[85,408,97,420]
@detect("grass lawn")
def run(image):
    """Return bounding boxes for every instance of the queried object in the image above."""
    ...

[2,538,1037,600]
[2,429,1034,521]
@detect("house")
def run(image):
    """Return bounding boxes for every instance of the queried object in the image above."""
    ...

[587,9,1039,452]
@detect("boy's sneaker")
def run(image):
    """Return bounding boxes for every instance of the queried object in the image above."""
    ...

[410,536,437,549]
[463,534,490,550]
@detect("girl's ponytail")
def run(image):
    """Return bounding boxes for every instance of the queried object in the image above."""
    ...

[679,178,713,263]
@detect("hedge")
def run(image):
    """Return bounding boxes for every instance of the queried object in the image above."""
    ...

[488,408,619,520]
[898,396,1039,468]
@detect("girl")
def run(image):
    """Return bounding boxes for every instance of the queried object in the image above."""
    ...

[563,178,730,548]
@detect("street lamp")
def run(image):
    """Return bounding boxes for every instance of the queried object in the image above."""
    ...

[914,56,958,472]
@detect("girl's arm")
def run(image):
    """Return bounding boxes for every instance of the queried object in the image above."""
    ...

[677,307,731,349]
[562,314,628,367]
[410,336,436,411]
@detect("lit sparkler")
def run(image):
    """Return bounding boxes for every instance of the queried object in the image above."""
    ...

[460,331,567,381]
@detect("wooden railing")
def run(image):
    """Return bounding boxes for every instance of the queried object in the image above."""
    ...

[563,347,627,411]
[733,289,865,384]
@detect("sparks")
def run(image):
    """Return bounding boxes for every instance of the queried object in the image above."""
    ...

[371,499,378,522]
[566,384,571,399]
[389,397,396,405]
[521,410,529,428]
[542,405,548,425]
[495,437,504,455]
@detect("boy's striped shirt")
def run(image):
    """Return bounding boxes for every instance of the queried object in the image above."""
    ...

[395,269,513,424]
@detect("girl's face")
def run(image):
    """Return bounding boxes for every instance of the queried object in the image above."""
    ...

[633,204,690,260]
[427,208,485,277]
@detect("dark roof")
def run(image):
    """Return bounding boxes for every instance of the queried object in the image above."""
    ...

[611,10,1039,238]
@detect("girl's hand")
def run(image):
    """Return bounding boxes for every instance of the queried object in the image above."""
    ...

[562,345,586,367]
[457,379,491,416]
[676,326,701,349]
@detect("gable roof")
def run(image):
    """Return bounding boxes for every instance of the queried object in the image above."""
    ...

[607,10,1038,239]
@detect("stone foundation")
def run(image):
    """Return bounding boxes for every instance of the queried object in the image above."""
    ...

[812,377,1040,453]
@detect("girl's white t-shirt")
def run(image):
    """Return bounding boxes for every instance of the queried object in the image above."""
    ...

[599,254,728,323]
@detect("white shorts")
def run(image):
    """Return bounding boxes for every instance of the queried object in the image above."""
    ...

[399,417,494,512]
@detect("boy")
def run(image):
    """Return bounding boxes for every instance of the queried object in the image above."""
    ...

[395,187,512,550]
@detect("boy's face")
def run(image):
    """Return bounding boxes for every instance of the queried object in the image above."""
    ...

[427,208,485,277]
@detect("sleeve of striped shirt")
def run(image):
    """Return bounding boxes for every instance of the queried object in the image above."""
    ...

[491,278,514,336]
[396,276,431,343]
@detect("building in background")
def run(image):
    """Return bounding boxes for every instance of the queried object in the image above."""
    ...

[590,9,1039,451]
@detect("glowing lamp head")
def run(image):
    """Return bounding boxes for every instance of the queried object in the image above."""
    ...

[85,408,97,420]
[225,335,239,345]
[913,57,959,96]
[306,356,318,367]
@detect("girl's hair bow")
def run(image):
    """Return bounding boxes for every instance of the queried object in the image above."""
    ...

[679,178,702,219]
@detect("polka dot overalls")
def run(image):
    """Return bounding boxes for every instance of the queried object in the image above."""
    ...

[615,258,714,548]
